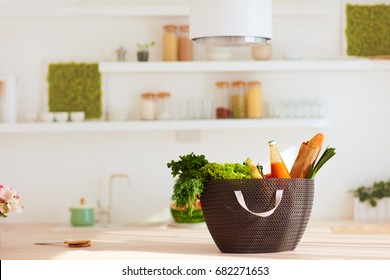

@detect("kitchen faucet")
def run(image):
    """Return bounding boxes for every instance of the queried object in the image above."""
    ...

[97,173,131,225]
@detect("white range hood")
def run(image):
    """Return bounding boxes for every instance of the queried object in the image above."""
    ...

[189,0,272,46]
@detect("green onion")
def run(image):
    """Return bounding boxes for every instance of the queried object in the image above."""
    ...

[307,146,336,179]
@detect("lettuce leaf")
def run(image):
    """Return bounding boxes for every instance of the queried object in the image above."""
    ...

[201,162,251,180]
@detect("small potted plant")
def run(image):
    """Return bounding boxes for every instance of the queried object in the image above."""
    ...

[136,41,155,62]
[351,180,390,220]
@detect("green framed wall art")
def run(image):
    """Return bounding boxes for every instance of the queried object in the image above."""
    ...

[345,4,390,57]
[47,63,102,120]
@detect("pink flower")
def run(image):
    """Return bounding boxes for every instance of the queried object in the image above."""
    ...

[0,184,24,218]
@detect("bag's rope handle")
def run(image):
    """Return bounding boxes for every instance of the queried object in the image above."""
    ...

[234,190,283,217]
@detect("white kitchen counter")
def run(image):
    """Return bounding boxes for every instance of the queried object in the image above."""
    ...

[1,220,390,260]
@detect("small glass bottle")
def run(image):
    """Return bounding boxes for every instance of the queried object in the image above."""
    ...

[163,25,178,61]
[140,92,156,120]
[155,92,171,120]
[215,81,230,119]
[269,140,291,178]
[246,81,263,118]
[178,25,193,61]
[231,81,246,118]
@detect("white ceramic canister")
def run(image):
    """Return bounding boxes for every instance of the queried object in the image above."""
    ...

[140,92,156,120]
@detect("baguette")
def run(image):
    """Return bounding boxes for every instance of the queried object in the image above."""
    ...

[306,133,324,149]
[290,133,324,178]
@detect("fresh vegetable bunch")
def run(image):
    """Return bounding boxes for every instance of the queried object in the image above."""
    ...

[167,152,209,213]
[167,154,260,215]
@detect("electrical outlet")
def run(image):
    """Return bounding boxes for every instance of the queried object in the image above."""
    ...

[175,130,201,142]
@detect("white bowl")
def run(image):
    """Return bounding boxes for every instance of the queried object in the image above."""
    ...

[70,111,85,122]
[23,113,38,122]
[107,111,129,122]
[38,112,55,122]
[54,112,69,122]
[282,53,302,61]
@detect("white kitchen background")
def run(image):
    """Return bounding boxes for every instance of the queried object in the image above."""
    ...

[0,0,389,224]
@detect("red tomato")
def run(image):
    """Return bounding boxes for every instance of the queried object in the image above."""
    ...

[264,173,273,178]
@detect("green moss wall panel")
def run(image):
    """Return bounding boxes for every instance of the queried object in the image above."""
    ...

[346,4,390,57]
[47,63,102,120]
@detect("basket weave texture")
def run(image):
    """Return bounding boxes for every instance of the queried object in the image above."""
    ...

[200,178,314,253]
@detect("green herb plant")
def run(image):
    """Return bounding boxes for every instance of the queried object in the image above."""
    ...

[351,180,390,207]
[136,41,156,51]
[167,152,209,214]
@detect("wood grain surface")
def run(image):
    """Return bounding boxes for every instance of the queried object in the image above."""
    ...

[1,220,389,260]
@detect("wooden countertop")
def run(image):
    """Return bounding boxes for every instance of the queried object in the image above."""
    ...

[1,220,390,260]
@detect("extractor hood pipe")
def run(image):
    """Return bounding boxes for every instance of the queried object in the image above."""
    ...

[189,0,272,46]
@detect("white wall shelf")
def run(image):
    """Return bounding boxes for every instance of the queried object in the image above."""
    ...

[0,5,189,18]
[0,4,328,18]
[0,119,328,134]
[99,60,390,74]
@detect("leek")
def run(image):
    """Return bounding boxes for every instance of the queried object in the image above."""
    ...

[307,146,336,179]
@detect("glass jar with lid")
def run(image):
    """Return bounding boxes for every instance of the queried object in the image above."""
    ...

[163,25,178,61]
[155,92,172,120]
[178,25,193,61]
[231,80,246,118]
[246,81,263,118]
[140,92,156,120]
[215,81,230,119]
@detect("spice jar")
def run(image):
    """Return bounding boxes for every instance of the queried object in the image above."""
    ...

[163,25,178,61]
[215,81,230,119]
[178,25,193,61]
[140,92,156,120]
[155,92,172,120]
[246,81,263,118]
[231,81,246,118]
